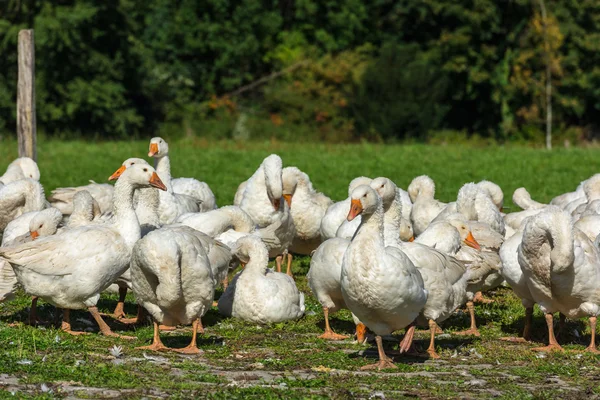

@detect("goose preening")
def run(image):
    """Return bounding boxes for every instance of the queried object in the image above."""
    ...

[519,207,600,352]
[341,185,427,370]
[238,154,296,276]
[218,236,305,324]
[283,166,333,255]
[131,225,214,353]
[0,164,167,338]
[0,178,46,236]
[0,157,40,185]
[408,175,446,236]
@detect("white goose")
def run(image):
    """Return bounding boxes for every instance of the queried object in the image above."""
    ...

[0,208,63,307]
[0,157,40,184]
[218,236,305,324]
[49,181,114,215]
[320,177,372,240]
[0,178,46,235]
[498,226,535,342]
[308,237,367,342]
[519,207,600,352]
[341,185,427,370]
[373,177,468,358]
[0,164,167,338]
[408,175,447,236]
[149,137,216,215]
[239,154,296,276]
[131,225,214,353]
[283,167,333,255]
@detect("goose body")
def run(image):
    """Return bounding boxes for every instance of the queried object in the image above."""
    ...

[218,236,304,323]
[341,185,427,369]
[283,167,333,255]
[0,165,167,337]
[519,207,600,351]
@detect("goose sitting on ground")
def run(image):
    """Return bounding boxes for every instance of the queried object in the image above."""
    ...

[341,185,427,370]
[149,137,216,216]
[0,164,167,338]
[282,167,333,255]
[408,175,447,236]
[131,225,214,353]
[519,207,600,353]
[239,154,296,276]
[218,236,305,324]
[320,177,372,241]
[0,157,40,185]
[0,178,47,236]
[373,177,468,358]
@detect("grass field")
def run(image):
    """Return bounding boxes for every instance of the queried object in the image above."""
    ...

[1,138,600,399]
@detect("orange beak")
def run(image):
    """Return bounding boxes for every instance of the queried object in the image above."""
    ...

[30,230,39,240]
[464,231,481,250]
[148,143,159,157]
[283,194,292,207]
[272,198,281,210]
[149,172,167,191]
[347,199,363,221]
[108,165,126,181]
[408,236,415,242]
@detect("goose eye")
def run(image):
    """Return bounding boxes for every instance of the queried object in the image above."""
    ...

[363,194,367,198]
[143,168,148,172]
[40,224,44,228]
[380,184,384,188]
[29,174,33,178]
[130,162,134,166]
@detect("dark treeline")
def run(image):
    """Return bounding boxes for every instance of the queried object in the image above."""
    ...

[0,0,599,143]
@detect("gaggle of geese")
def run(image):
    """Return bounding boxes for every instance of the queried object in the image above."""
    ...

[1,139,599,369]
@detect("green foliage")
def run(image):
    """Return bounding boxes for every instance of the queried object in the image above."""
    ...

[352,43,451,141]
[0,0,599,142]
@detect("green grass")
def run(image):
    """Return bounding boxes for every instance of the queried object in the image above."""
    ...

[1,138,600,398]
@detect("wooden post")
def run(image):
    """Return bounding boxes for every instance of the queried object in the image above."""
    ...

[17,29,37,161]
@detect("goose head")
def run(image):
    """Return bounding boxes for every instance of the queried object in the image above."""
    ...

[408,175,435,203]
[29,208,62,239]
[282,167,299,207]
[477,180,503,211]
[262,154,283,210]
[347,185,380,221]
[118,164,168,191]
[15,157,40,181]
[108,158,150,181]
[148,137,169,158]
[371,177,397,209]
[445,218,481,250]
[348,176,372,197]
[231,235,267,266]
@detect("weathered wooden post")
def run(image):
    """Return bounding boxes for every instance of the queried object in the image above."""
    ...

[17,29,37,161]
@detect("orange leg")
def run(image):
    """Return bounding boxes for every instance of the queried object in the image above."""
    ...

[112,286,128,319]
[286,253,293,277]
[398,324,416,353]
[585,316,599,354]
[361,336,397,370]
[532,313,564,352]
[318,307,348,340]
[454,302,481,336]
[426,319,441,359]
[61,309,89,336]
[89,306,136,340]
[136,321,169,352]
[173,318,203,354]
